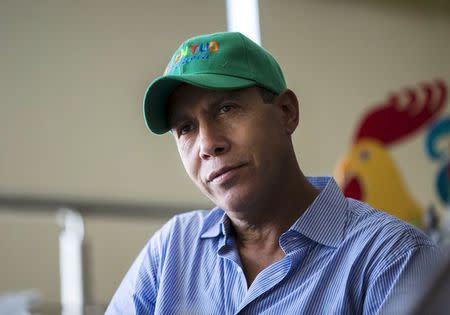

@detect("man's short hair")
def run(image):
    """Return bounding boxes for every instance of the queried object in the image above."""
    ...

[257,86,277,104]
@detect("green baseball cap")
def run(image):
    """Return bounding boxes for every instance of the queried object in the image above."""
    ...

[143,31,287,134]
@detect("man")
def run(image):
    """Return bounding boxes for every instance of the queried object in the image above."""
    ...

[106,32,442,314]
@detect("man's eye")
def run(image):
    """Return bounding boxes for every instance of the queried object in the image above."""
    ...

[179,124,193,135]
[219,105,233,113]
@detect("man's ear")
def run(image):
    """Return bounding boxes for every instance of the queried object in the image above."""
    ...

[275,89,300,135]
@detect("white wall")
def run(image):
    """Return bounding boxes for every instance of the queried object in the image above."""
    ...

[0,0,225,205]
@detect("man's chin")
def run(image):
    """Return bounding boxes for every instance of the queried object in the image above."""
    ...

[215,190,256,213]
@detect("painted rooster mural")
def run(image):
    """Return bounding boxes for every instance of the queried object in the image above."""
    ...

[334,80,447,228]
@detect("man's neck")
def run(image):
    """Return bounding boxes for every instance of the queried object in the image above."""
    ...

[229,174,320,245]
[226,173,320,287]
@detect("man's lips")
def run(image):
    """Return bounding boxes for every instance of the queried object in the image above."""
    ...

[206,163,247,183]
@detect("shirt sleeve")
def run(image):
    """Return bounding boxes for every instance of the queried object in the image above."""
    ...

[105,219,171,315]
[363,244,444,315]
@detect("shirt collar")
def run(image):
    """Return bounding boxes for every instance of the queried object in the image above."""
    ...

[199,176,349,248]
[200,207,227,239]
[290,176,348,248]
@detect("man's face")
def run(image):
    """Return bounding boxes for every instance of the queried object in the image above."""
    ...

[168,85,292,213]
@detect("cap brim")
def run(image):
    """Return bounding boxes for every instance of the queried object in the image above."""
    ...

[143,73,257,134]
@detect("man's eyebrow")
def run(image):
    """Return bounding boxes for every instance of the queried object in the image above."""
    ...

[208,91,242,108]
[168,90,244,127]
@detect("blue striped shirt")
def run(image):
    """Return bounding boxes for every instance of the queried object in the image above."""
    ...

[106,177,442,314]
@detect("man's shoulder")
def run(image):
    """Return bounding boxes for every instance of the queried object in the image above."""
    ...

[345,198,436,252]
[154,207,224,240]
[171,207,223,227]
[171,208,213,223]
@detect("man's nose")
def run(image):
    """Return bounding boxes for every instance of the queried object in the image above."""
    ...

[198,123,230,160]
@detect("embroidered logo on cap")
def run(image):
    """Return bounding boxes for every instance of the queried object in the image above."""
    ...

[164,40,220,74]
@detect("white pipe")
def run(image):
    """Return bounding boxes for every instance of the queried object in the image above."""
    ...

[226,0,261,45]
[57,208,84,315]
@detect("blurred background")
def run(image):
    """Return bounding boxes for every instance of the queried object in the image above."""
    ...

[1,0,450,313]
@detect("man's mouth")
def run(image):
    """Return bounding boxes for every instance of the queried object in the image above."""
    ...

[207,163,247,183]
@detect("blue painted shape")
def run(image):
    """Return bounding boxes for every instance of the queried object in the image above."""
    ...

[426,117,450,160]
[436,164,450,204]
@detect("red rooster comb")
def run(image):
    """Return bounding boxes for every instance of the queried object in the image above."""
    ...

[353,80,447,145]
